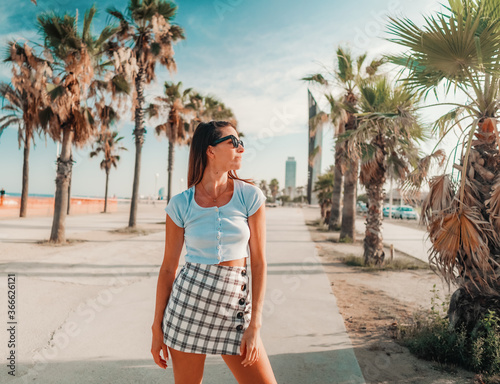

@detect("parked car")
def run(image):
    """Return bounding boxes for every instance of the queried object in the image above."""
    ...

[392,205,419,220]
[383,206,396,218]
[356,202,368,214]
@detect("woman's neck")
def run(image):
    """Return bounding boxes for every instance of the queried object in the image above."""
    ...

[200,171,230,195]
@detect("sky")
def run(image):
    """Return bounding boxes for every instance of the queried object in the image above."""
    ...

[0,0,452,199]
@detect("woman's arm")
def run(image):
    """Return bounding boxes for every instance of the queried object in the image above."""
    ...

[248,203,267,329]
[152,215,185,331]
[151,214,185,369]
[239,203,266,366]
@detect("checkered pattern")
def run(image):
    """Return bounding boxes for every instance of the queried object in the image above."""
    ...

[163,262,252,355]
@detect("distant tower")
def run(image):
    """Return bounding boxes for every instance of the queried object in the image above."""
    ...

[307,89,323,205]
[285,157,296,199]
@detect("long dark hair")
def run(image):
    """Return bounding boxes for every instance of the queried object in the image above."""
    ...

[187,121,253,188]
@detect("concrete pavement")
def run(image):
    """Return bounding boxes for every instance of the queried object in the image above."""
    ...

[355,217,430,263]
[0,205,364,384]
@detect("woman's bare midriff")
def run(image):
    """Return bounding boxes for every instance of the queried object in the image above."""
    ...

[218,257,247,267]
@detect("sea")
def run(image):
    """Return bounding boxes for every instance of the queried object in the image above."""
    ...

[2,193,130,200]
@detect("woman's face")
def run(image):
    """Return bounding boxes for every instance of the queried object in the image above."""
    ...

[208,125,244,172]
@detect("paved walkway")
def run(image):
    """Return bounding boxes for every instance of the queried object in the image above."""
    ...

[355,217,430,263]
[0,206,364,384]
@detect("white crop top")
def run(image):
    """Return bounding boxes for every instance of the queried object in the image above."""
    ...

[164,179,267,264]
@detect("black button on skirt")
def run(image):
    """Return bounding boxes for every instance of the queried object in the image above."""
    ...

[163,262,252,355]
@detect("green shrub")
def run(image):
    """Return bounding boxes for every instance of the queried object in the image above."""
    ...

[397,287,500,379]
[339,235,353,243]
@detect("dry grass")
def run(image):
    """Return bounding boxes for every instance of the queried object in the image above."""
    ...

[109,227,161,236]
[342,254,429,270]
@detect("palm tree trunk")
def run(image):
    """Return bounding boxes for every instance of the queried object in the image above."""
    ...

[328,164,343,230]
[67,172,72,215]
[364,181,385,265]
[328,125,345,230]
[340,158,357,242]
[340,110,358,242]
[129,67,146,228]
[50,129,74,243]
[447,118,500,331]
[19,134,30,218]
[167,139,174,202]
[104,168,109,213]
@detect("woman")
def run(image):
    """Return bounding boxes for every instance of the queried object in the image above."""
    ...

[151,121,278,383]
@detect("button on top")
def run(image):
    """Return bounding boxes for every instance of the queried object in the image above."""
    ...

[241,269,247,276]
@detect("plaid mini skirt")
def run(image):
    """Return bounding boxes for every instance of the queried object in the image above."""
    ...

[162,262,252,355]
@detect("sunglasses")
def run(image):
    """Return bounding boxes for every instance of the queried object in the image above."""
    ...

[211,135,244,148]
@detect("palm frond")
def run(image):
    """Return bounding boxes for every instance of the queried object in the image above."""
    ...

[421,174,456,226]
[302,73,328,86]
[387,5,500,97]
[429,207,495,289]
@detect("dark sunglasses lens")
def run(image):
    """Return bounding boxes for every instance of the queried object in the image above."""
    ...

[231,136,243,148]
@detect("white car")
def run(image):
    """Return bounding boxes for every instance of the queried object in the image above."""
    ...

[393,206,419,220]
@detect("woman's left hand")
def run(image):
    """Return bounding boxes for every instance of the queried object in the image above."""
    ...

[240,325,262,367]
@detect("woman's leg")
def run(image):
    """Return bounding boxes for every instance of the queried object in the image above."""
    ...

[221,344,277,384]
[168,346,207,384]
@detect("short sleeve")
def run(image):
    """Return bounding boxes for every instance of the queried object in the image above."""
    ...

[164,194,185,228]
[244,184,267,217]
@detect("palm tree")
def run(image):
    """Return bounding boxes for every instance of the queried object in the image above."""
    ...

[303,47,383,241]
[259,180,269,199]
[147,81,192,202]
[269,179,279,202]
[188,94,237,133]
[388,0,500,329]
[38,6,124,243]
[107,0,185,228]
[325,94,346,229]
[89,131,127,213]
[314,166,335,224]
[1,43,51,217]
[296,185,305,203]
[344,78,429,265]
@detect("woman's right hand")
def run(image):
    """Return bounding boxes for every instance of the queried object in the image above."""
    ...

[151,325,169,369]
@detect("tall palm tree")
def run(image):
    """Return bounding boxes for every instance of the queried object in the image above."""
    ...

[147,81,192,202]
[38,6,124,243]
[107,0,185,228]
[1,43,51,217]
[344,78,428,265]
[325,94,345,229]
[388,0,500,329]
[303,47,383,241]
[90,130,127,213]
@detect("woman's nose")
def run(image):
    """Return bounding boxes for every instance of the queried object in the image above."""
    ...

[237,145,244,152]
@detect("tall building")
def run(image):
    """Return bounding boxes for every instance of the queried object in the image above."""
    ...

[285,157,296,199]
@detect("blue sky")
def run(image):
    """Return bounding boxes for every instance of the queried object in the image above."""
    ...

[0,0,446,198]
